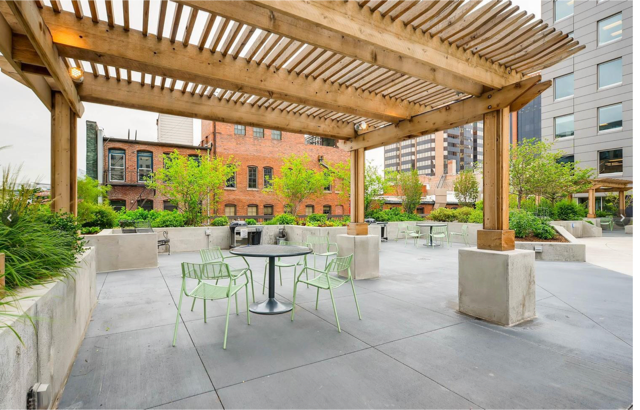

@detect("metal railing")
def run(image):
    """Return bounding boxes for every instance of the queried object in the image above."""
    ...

[103,169,153,185]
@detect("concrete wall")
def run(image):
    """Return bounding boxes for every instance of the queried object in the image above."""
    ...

[0,248,97,409]
[515,226,586,262]
[550,220,602,238]
[154,227,230,252]
[284,225,381,245]
[83,232,158,272]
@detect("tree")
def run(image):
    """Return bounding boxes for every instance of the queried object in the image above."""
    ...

[510,139,547,208]
[453,169,479,207]
[146,150,237,226]
[324,159,350,203]
[364,162,393,213]
[392,169,423,214]
[265,153,332,216]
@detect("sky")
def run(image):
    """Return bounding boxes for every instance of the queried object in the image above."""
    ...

[0,0,541,183]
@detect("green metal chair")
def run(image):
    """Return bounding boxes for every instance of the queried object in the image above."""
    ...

[449,224,470,246]
[406,226,424,246]
[306,235,338,269]
[428,225,450,247]
[172,262,250,349]
[200,247,255,302]
[600,217,614,231]
[395,223,409,242]
[291,254,361,333]
[262,240,309,293]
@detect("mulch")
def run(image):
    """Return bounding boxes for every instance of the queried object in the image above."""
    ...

[515,234,569,243]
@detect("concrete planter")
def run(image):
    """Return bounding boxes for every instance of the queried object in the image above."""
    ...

[444,222,482,245]
[385,221,418,241]
[83,231,158,273]
[154,227,230,252]
[0,248,97,409]
[514,225,586,262]
[625,225,633,234]
[284,224,381,244]
[550,220,602,238]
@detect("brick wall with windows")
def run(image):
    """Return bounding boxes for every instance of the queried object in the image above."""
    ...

[201,121,349,218]
[103,138,208,211]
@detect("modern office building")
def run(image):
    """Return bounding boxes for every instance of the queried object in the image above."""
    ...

[541,0,633,208]
[510,95,542,144]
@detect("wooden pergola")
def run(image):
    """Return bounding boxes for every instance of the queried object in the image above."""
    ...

[0,0,582,251]
[575,178,633,218]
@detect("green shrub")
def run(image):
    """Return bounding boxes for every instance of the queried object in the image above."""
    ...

[475,200,483,211]
[265,213,297,225]
[428,207,456,222]
[366,208,423,222]
[212,216,229,226]
[36,209,85,255]
[595,210,611,218]
[81,204,118,229]
[245,218,257,225]
[151,211,186,227]
[468,209,483,224]
[81,226,101,235]
[554,200,587,221]
[454,207,474,223]
[585,220,594,225]
[532,222,556,239]
[509,210,538,238]
[307,213,327,224]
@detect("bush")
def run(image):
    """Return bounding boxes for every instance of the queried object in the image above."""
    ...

[454,207,474,223]
[468,209,483,224]
[475,200,483,211]
[509,209,557,239]
[554,200,587,221]
[245,218,257,225]
[265,213,297,225]
[428,207,456,222]
[151,211,186,228]
[366,208,423,222]
[532,222,556,239]
[211,216,229,226]
[36,209,85,255]
[585,220,594,225]
[307,213,327,224]
[81,204,118,229]
[81,226,101,235]
[595,210,611,218]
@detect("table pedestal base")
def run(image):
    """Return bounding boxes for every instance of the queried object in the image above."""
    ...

[249,298,293,315]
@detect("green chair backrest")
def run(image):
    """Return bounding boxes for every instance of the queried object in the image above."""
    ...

[398,223,408,231]
[326,254,353,275]
[432,226,448,235]
[182,261,231,281]
[278,240,306,247]
[461,225,469,234]
[201,247,224,263]
[306,235,330,253]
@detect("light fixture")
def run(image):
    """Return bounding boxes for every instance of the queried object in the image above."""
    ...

[68,66,84,83]
[355,121,369,132]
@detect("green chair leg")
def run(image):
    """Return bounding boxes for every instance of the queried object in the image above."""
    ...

[234,279,238,315]
[262,263,267,294]
[172,287,184,347]
[328,287,341,332]
[279,267,283,286]
[223,297,231,350]
[245,285,251,325]
[204,298,207,323]
[315,287,320,310]
[291,280,299,321]
[248,269,255,302]
[350,278,362,320]
[190,297,196,311]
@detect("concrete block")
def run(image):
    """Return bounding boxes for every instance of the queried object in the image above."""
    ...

[337,234,380,280]
[84,232,157,272]
[625,225,633,234]
[458,248,535,326]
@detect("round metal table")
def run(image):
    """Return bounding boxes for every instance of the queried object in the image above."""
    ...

[416,223,448,247]
[229,245,312,315]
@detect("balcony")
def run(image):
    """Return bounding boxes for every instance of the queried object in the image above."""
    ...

[104,168,153,186]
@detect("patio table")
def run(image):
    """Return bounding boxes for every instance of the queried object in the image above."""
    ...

[416,223,448,247]
[230,244,312,315]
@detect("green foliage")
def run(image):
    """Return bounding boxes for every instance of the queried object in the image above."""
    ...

[245,218,257,225]
[363,162,393,213]
[265,154,332,216]
[452,207,474,223]
[509,210,557,239]
[323,159,350,203]
[468,209,484,224]
[366,208,423,222]
[453,169,479,207]
[393,170,423,214]
[77,176,111,225]
[532,222,556,240]
[264,213,297,225]
[116,209,186,228]
[428,207,457,222]
[80,226,101,235]
[585,220,594,225]
[211,216,229,226]
[475,200,483,211]
[81,204,118,229]
[595,210,610,218]
[554,200,588,221]
[307,213,327,224]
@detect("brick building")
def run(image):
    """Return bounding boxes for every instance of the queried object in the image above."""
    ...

[200,121,349,219]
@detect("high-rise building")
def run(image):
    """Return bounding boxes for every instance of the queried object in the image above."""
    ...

[510,95,542,144]
[541,0,632,208]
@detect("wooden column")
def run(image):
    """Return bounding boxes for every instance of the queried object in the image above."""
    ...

[348,148,367,235]
[51,92,78,215]
[0,253,5,298]
[619,191,626,216]
[587,188,596,218]
[477,107,514,251]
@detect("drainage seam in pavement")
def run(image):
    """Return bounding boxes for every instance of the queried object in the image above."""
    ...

[145,389,217,410]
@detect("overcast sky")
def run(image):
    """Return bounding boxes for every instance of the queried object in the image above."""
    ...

[0,0,541,183]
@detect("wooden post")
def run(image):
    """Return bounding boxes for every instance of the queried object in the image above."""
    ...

[348,148,368,235]
[619,190,626,216]
[51,92,77,215]
[477,107,514,251]
[587,188,596,218]
[0,253,5,298]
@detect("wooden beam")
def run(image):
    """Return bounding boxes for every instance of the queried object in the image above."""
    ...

[179,0,499,97]
[77,75,356,140]
[348,148,367,235]
[0,13,51,110]
[51,92,75,214]
[5,0,84,116]
[339,75,542,151]
[510,80,550,112]
[23,9,422,123]
[587,188,596,218]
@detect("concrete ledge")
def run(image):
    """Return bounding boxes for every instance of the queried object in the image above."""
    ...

[459,248,535,326]
[514,226,586,262]
[625,225,633,234]
[83,232,158,272]
[551,220,602,238]
[0,247,97,409]
[337,234,380,280]
[153,227,230,252]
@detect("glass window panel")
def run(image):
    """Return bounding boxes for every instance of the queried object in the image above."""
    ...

[305,205,314,215]
[598,13,622,45]
[226,172,236,188]
[225,205,236,216]
[323,205,331,215]
[248,166,257,189]
[110,200,126,212]
[554,73,574,100]
[271,130,282,140]
[264,205,274,216]
[263,167,273,188]
[598,149,623,174]
[555,114,574,138]
[247,205,258,216]
[137,199,153,211]
[557,155,575,164]
[108,149,126,182]
[137,152,153,182]
[598,58,623,88]
[253,128,264,138]
[234,125,245,135]
[163,201,177,211]
[599,104,623,131]
[555,0,573,21]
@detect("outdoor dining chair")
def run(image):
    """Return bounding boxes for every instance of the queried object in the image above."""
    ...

[406,226,424,246]
[262,240,309,293]
[449,224,470,246]
[395,223,409,242]
[600,217,614,231]
[306,235,338,269]
[291,254,361,333]
[199,247,255,310]
[173,262,250,350]
[429,225,450,247]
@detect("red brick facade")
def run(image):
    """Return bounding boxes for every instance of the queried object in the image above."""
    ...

[200,121,349,218]
[103,139,208,211]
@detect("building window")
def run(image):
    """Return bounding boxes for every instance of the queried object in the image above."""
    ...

[598,104,623,132]
[234,125,246,135]
[248,166,258,189]
[164,201,177,211]
[110,199,126,212]
[554,0,573,22]
[598,13,622,46]
[263,167,273,188]
[137,151,153,182]
[416,207,425,214]
[188,154,201,165]
[558,155,575,164]
[253,128,264,138]
[225,172,236,189]
[323,205,331,215]
[598,149,623,174]
[554,73,574,100]
[305,135,336,147]
[163,153,172,169]
[224,204,236,216]
[137,199,153,211]
[598,58,623,89]
[554,114,574,139]
[264,205,274,216]
[271,130,282,140]
[108,149,126,182]
[247,205,258,216]
[305,205,314,215]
